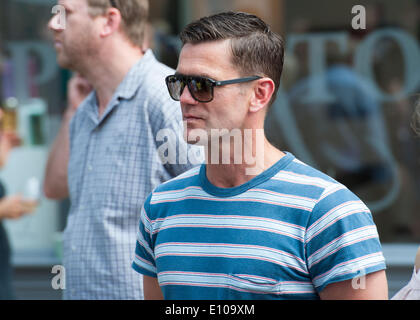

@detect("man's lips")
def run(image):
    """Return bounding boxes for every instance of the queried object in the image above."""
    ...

[183,115,204,121]
[53,40,63,49]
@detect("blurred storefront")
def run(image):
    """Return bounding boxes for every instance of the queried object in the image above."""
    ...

[0,0,419,299]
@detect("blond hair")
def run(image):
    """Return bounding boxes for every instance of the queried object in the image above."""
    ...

[413,99,420,136]
[87,0,149,48]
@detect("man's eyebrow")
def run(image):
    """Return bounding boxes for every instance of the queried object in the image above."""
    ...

[200,73,215,79]
[175,72,216,79]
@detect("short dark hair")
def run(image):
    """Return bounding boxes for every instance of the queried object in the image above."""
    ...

[180,11,285,105]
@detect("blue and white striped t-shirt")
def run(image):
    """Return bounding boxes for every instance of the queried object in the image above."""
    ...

[132,152,386,299]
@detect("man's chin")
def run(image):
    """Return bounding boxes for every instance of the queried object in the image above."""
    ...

[56,54,74,70]
[184,128,209,146]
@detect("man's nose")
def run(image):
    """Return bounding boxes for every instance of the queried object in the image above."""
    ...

[48,14,57,31]
[179,85,198,105]
[48,13,64,31]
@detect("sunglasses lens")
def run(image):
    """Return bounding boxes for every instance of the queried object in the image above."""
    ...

[166,76,184,101]
[166,75,214,102]
[189,78,212,102]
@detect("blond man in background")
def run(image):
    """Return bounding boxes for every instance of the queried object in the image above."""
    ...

[45,0,201,299]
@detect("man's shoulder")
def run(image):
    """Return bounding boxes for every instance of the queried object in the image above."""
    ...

[275,156,343,194]
[134,54,179,114]
[151,165,202,195]
[69,92,96,132]
[273,155,368,213]
[285,157,369,216]
[140,53,174,95]
[142,165,202,215]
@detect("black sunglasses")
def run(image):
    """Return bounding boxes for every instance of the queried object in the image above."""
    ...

[165,74,262,103]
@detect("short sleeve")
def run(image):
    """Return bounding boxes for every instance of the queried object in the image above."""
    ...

[132,193,158,278]
[305,184,386,293]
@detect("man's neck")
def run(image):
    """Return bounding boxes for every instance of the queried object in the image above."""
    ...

[205,136,285,189]
[81,43,144,117]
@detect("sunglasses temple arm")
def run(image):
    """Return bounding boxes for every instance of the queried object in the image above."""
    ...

[215,76,262,86]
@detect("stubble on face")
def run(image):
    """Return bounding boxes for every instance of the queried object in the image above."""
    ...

[58,29,98,71]
[54,0,99,72]
[178,41,252,148]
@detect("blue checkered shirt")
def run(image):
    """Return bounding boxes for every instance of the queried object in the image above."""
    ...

[64,50,202,299]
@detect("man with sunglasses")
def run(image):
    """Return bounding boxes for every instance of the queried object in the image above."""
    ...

[44,0,201,299]
[132,11,388,300]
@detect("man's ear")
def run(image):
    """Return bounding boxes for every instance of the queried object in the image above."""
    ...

[100,8,121,38]
[249,78,275,113]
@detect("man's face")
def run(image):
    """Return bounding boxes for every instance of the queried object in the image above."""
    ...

[177,40,252,144]
[48,0,99,70]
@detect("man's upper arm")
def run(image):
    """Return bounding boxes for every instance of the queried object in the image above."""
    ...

[43,110,75,200]
[305,184,387,295]
[135,198,163,300]
[319,270,388,300]
[143,275,164,300]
